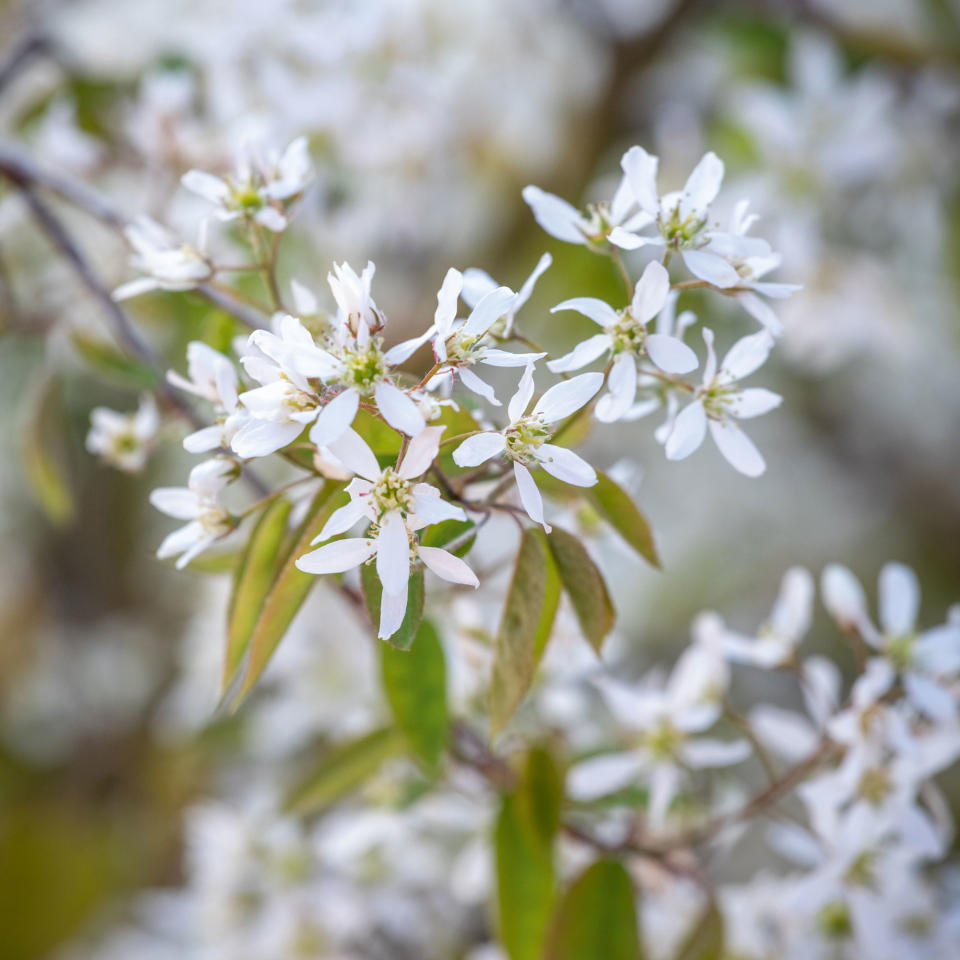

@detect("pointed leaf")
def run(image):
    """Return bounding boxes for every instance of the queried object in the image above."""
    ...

[361,564,425,651]
[381,620,449,770]
[671,902,724,960]
[223,497,292,692]
[489,528,561,735]
[20,377,74,526]
[71,332,155,388]
[517,746,563,849]
[420,518,476,557]
[547,528,615,654]
[586,471,660,568]
[544,860,643,960]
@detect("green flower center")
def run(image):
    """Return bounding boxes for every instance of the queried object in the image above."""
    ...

[344,344,386,394]
[369,468,414,519]
[445,331,482,365]
[660,203,708,250]
[843,851,877,890]
[858,767,892,807]
[610,309,647,355]
[700,383,738,421]
[643,721,684,762]
[886,633,916,672]
[818,901,852,940]
[504,415,551,464]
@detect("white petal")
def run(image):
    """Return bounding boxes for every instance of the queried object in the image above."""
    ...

[452,432,506,468]
[595,354,636,424]
[535,444,597,487]
[255,206,287,232]
[546,334,611,373]
[181,169,230,205]
[727,388,781,419]
[620,145,660,215]
[295,538,376,574]
[315,499,370,541]
[645,334,698,374]
[720,330,773,382]
[418,546,478,587]
[550,297,618,328]
[821,565,869,631]
[514,252,552,309]
[462,286,515,338]
[708,418,766,477]
[878,563,920,637]
[682,249,740,288]
[681,738,751,768]
[433,267,463,336]
[231,418,303,458]
[904,672,957,722]
[460,268,497,308]
[183,425,223,453]
[375,381,426,436]
[769,567,815,640]
[157,521,203,559]
[412,486,467,524]
[533,371,603,422]
[399,425,444,479]
[679,151,724,219]
[150,487,198,520]
[458,366,501,406]
[648,763,680,831]
[738,291,784,337]
[308,389,359,447]
[375,511,410,595]
[384,328,435,365]
[522,185,586,244]
[665,401,707,460]
[507,363,536,422]
[513,462,549,531]
[326,427,381,481]
[631,260,670,324]
[567,751,646,801]
[479,349,546,368]
[379,582,408,640]
[607,227,655,250]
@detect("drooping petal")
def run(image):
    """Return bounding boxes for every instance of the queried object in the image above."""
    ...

[157,521,203,559]
[631,260,670,324]
[550,297,618,328]
[418,546,479,587]
[534,444,597,487]
[507,363,536,422]
[399,425,445,479]
[620,145,660,215]
[513,462,549,531]
[521,185,586,244]
[452,432,506,468]
[682,249,740,288]
[664,400,707,461]
[678,151,724,220]
[645,334,698,374]
[532,371,604,422]
[567,751,646,801]
[708,419,766,477]
[546,333,611,373]
[595,353,637,424]
[326,427,381,481]
[458,366,501,406]
[727,388,782,419]
[231,418,303,458]
[375,381,426,436]
[295,537,376,574]
[308,388,359,447]
[375,511,410,596]
[878,563,920,637]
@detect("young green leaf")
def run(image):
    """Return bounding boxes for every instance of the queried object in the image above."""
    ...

[70,332,156,389]
[361,564,425,651]
[670,902,725,960]
[285,726,406,815]
[223,497,292,693]
[544,859,644,960]
[381,620,449,770]
[233,482,346,704]
[547,528,615,654]
[489,528,561,735]
[586,471,660,569]
[20,377,75,527]
[516,746,564,850]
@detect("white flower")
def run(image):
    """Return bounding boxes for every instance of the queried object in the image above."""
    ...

[387,268,538,406]
[167,341,246,453]
[114,217,211,299]
[548,260,698,422]
[451,365,603,531]
[461,252,552,339]
[567,620,747,830]
[328,260,380,345]
[86,394,158,472]
[722,567,814,668]
[522,164,652,247]
[822,563,960,721]
[665,328,780,477]
[182,136,312,233]
[150,458,235,569]
[296,427,478,639]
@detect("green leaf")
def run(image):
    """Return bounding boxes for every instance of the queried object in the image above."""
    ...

[516,747,563,850]
[223,498,292,693]
[547,528,615,655]
[489,528,561,735]
[20,377,75,526]
[286,727,406,815]
[353,408,402,461]
[419,518,476,557]
[495,794,554,960]
[361,564,425,651]
[71,332,155,389]
[671,903,724,960]
[233,482,346,704]
[380,620,449,770]
[544,860,643,960]
[586,471,660,569]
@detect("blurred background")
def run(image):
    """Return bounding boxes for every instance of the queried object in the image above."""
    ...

[1,0,960,958]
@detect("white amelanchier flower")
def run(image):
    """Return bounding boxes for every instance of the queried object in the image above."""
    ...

[296,427,478,639]
[821,562,960,721]
[167,341,247,453]
[387,268,538,406]
[461,252,552,340]
[114,216,212,300]
[451,364,603,531]
[182,136,312,232]
[567,619,748,830]
[665,328,781,477]
[548,260,698,422]
[150,458,236,569]
[85,393,159,472]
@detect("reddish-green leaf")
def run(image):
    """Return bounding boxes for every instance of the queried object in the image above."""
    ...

[586,471,660,569]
